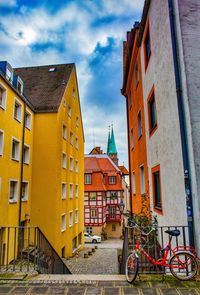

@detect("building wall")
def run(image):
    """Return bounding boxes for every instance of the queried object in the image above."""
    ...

[31,67,84,257]
[175,0,200,254]
[106,223,122,239]
[140,0,188,226]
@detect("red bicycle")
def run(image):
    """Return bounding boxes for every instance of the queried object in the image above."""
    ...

[126,223,198,283]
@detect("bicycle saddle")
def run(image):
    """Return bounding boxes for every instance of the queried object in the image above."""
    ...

[165,229,180,237]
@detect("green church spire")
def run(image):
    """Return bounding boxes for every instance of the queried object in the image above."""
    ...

[107,125,117,154]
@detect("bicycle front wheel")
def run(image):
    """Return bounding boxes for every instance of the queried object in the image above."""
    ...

[169,251,198,281]
[125,252,139,283]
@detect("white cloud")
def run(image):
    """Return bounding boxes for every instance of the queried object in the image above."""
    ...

[0,0,16,7]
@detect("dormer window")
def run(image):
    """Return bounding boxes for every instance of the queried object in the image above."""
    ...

[14,99,22,122]
[0,84,6,110]
[6,67,13,82]
[85,174,91,184]
[17,79,23,94]
[109,176,116,184]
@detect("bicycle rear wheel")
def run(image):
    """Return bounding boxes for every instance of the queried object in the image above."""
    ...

[125,252,139,283]
[169,251,198,281]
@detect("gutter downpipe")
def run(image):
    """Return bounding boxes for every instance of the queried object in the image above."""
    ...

[168,0,194,246]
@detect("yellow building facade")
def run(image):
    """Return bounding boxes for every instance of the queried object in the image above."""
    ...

[0,61,84,262]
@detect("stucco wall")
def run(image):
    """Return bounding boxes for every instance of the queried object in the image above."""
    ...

[141,0,188,228]
[175,0,200,254]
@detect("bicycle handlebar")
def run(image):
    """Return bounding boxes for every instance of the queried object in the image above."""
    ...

[127,222,157,236]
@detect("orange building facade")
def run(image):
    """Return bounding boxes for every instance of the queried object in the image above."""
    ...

[121,24,150,217]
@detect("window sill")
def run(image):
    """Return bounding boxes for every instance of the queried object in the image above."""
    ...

[23,162,30,165]
[14,117,22,124]
[62,197,66,200]
[25,126,31,131]
[21,199,28,202]
[61,228,66,233]
[138,134,142,141]
[149,124,158,137]
[69,224,73,228]
[9,200,17,204]
[12,158,20,162]
[0,105,6,111]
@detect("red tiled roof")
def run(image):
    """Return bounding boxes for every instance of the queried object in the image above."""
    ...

[118,165,129,175]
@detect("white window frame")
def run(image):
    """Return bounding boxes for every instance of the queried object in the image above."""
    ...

[62,124,67,140]
[13,98,22,123]
[140,165,145,194]
[21,181,28,202]
[75,137,78,149]
[75,184,78,198]
[11,137,20,161]
[62,153,67,169]
[85,174,91,184]
[91,208,97,218]
[75,209,78,223]
[70,157,73,171]
[23,144,30,164]
[0,129,4,156]
[75,160,78,173]
[68,105,72,117]
[69,211,73,227]
[61,182,66,199]
[25,110,31,130]
[132,171,136,194]
[0,82,7,110]
[61,214,66,232]
[9,179,18,203]
[69,184,73,198]
[70,131,73,145]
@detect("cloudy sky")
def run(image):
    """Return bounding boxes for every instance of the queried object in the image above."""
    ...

[0,0,144,167]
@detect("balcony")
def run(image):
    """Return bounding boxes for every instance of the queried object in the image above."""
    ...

[106,214,121,223]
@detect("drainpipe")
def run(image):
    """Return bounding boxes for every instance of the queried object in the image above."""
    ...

[168,0,194,246]
[18,103,26,227]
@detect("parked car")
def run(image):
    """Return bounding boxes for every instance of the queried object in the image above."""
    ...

[84,232,101,243]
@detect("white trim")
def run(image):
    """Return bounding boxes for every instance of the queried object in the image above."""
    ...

[21,180,29,202]
[23,144,30,164]
[75,209,78,223]
[69,211,73,227]
[70,131,73,145]
[9,179,18,203]
[75,160,78,173]
[13,97,22,123]
[68,105,72,117]
[61,182,67,200]
[70,157,73,171]
[0,82,7,111]
[69,183,73,198]
[61,213,66,232]
[62,153,67,169]
[11,136,20,162]
[75,184,78,198]
[62,123,67,140]
[25,110,31,130]
[0,129,4,156]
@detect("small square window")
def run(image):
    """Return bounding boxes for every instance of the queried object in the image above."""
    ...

[90,192,96,201]
[21,182,28,201]
[91,209,97,218]
[85,174,91,184]
[148,90,157,134]
[138,111,142,138]
[75,137,78,149]
[9,180,18,202]
[75,160,78,172]
[70,184,73,198]
[140,165,145,194]
[17,80,23,94]
[75,185,78,198]
[144,25,151,68]
[62,183,66,199]
[109,176,116,184]
[70,157,73,171]
[61,214,66,232]
[68,105,72,117]
[62,125,67,140]
[69,211,73,227]
[62,153,67,169]
[14,99,22,122]
[0,130,4,156]
[25,111,31,130]
[75,209,78,223]
[23,145,30,164]
[12,138,20,161]
[152,165,162,211]
[72,236,77,251]
[0,84,6,110]
[70,131,73,145]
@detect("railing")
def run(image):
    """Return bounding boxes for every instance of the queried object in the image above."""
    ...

[106,214,121,222]
[0,226,71,274]
[120,225,191,274]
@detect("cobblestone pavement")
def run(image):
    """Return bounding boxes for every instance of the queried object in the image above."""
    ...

[64,248,119,274]
[0,278,199,294]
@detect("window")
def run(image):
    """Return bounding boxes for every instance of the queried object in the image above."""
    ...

[86,227,92,234]
[148,89,157,134]
[14,99,22,122]
[76,117,79,127]
[110,191,117,199]
[70,131,73,145]
[129,90,132,108]
[69,211,73,227]
[135,62,139,86]
[6,67,12,82]
[9,180,18,202]
[23,145,30,164]
[112,224,116,231]
[62,153,67,168]
[109,207,116,218]
[62,124,67,140]
[91,209,97,218]
[130,129,134,149]
[0,84,6,110]
[17,80,23,94]
[152,165,162,211]
[12,138,20,161]
[70,157,73,171]
[144,24,151,68]
[61,183,66,199]
[75,209,78,223]
[75,185,78,198]
[75,137,78,149]
[68,105,72,117]
[109,176,116,184]
[61,214,66,232]
[21,182,28,201]
[0,130,4,156]
[75,160,78,172]
[132,172,136,194]
[73,88,76,99]
[90,192,96,201]
[25,111,31,129]
[78,233,82,246]
[72,237,77,251]
[70,184,73,198]
[137,111,142,138]
[85,174,91,184]
[140,165,145,194]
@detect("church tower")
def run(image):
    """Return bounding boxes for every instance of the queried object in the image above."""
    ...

[107,125,119,166]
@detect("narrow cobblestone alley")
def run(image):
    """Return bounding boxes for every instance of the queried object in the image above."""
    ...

[64,239,123,274]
